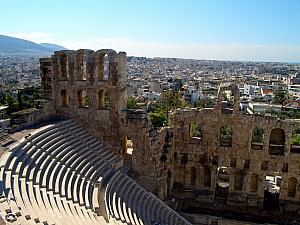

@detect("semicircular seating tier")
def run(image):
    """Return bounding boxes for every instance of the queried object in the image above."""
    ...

[104,171,192,225]
[0,119,191,225]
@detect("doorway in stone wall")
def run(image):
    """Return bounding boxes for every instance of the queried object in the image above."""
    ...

[123,136,133,170]
[215,166,230,199]
[263,172,281,210]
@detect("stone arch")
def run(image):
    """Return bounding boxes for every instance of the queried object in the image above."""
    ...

[76,49,87,80]
[98,89,110,109]
[203,166,211,187]
[86,50,95,83]
[287,177,297,197]
[60,89,68,106]
[98,89,105,109]
[220,124,233,147]
[263,173,281,210]
[234,170,243,191]
[250,173,258,193]
[215,83,241,113]
[189,121,202,140]
[269,128,285,155]
[190,166,196,185]
[215,166,230,198]
[96,49,117,83]
[251,127,264,150]
[77,89,89,108]
[59,52,68,80]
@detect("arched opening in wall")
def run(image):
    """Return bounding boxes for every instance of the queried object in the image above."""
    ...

[250,173,258,193]
[123,136,133,169]
[234,170,244,191]
[190,167,196,185]
[251,127,264,150]
[98,89,105,109]
[77,90,89,108]
[221,90,234,114]
[220,124,232,147]
[287,177,297,197]
[291,130,300,154]
[126,137,133,155]
[215,166,229,198]
[82,52,87,81]
[189,122,202,140]
[167,170,172,194]
[60,89,68,106]
[60,53,68,80]
[104,91,110,109]
[203,166,211,187]
[103,54,109,80]
[263,172,281,210]
[269,128,285,155]
[76,50,84,80]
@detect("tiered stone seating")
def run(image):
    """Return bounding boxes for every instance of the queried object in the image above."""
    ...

[105,171,193,225]
[0,119,117,225]
[0,118,193,225]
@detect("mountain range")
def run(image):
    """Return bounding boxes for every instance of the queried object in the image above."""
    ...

[0,34,67,55]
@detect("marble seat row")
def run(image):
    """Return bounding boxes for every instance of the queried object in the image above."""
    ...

[0,119,118,225]
[104,171,192,225]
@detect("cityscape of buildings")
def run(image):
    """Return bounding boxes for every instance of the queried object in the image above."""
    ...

[1,55,300,118]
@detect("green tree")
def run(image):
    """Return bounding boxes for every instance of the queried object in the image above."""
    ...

[6,94,18,114]
[17,90,23,110]
[0,91,5,105]
[273,91,287,110]
[195,98,215,108]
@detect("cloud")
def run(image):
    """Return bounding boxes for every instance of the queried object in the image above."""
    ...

[58,38,300,62]
[3,32,300,62]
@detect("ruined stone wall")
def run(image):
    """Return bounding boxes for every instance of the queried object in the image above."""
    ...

[125,110,172,198]
[168,84,300,219]
[40,52,300,220]
[40,49,128,154]
[40,50,169,196]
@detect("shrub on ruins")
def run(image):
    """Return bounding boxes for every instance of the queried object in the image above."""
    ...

[127,96,139,109]
[194,98,215,108]
[292,132,300,145]
[149,111,168,128]
[149,90,188,128]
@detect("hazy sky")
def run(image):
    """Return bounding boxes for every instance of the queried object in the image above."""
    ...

[2,0,300,62]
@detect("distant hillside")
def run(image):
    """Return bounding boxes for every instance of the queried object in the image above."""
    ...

[0,34,67,55]
[39,43,67,51]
